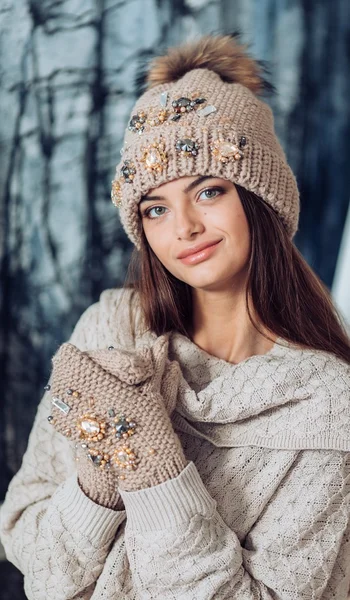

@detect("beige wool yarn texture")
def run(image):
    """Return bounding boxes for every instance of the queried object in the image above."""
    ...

[48,335,187,494]
[111,34,300,249]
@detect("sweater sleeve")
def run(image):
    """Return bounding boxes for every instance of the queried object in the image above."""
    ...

[0,300,127,600]
[119,451,350,600]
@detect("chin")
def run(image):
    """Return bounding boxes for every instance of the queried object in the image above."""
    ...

[171,261,248,291]
[177,270,234,291]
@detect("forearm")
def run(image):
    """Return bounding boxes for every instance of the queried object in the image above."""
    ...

[1,470,126,600]
[119,459,350,600]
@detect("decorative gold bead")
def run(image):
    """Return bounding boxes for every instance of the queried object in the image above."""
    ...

[72,391,80,398]
[111,179,122,208]
[148,448,156,455]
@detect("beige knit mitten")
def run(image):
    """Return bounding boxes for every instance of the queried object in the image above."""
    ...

[47,335,188,498]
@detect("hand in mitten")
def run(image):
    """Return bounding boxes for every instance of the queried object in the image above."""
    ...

[47,335,187,499]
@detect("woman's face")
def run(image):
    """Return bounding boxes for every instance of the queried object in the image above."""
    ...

[139,176,251,292]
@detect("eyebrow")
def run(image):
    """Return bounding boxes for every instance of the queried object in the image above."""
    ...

[139,176,215,204]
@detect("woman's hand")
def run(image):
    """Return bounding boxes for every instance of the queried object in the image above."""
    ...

[47,335,187,495]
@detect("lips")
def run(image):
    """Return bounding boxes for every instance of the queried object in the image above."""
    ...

[177,240,222,259]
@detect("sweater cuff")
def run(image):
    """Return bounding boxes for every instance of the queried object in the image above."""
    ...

[51,473,126,543]
[119,461,216,533]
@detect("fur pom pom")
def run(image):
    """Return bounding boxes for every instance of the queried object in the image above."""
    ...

[146,33,271,95]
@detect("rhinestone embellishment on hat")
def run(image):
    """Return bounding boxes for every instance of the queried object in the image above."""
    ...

[111,160,136,208]
[175,138,199,157]
[111,180,122,207]
[141,140,168,173]
[146,109,168,127]
[120,160,136,182]
[171,95,206,121]
[128,111,147,134]
[211,136,247,163]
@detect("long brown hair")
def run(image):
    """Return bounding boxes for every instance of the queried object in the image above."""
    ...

[125,184,350,364]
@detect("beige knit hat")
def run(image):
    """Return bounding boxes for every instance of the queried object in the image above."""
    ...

[111,34,300,249]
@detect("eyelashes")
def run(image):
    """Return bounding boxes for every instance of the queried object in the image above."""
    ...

[142,186,224,220]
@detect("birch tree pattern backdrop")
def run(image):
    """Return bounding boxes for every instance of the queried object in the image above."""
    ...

[0,0,349,594]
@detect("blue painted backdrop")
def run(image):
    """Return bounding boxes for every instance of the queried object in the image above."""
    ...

[0,0,349,594]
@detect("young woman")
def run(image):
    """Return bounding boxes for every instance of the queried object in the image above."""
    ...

[1,34,350,600]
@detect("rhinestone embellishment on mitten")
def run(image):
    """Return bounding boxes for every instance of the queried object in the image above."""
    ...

[112,415,137,440]
[112,445,138,471]
[52,397,71,414]
[77,414,107,441]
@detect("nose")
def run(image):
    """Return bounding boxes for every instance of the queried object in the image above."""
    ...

[174,204,205,240]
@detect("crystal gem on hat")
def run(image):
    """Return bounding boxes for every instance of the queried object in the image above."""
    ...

[111,160,137,208]
[146,109,168,127]
[121,160,136,183]
[141,140,168,173]
[171,95,206,120]
[128,111,146,134]
[211,138,245,163]
[111,179,122,207]
[175,138,199,157]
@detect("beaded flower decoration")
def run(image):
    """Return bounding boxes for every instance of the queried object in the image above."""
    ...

[110,89,247,209]
[46,371,160,479]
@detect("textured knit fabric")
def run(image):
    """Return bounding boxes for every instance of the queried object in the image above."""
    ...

[113,36,300,248]
[49,338,187,492]
[1,287,350,600]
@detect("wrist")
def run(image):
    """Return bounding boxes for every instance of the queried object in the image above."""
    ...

[77,452,124,510]
[117,443,189,492]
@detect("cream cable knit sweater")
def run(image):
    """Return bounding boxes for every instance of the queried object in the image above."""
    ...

[1,287,350,600]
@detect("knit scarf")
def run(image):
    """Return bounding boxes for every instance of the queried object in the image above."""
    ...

[167,334,350,452]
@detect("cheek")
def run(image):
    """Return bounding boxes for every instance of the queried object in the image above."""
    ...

[143,226,170,263]
[212,204,249,236]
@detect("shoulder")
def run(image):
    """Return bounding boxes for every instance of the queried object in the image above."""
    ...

[69,287,147,351]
